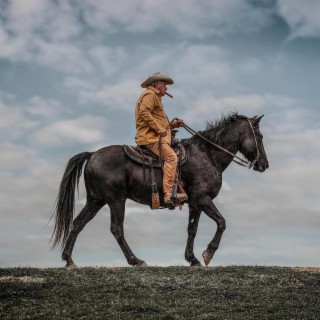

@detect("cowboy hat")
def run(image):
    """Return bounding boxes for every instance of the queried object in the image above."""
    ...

[140,72,174,88]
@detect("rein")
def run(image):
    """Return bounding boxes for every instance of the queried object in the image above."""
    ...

[154,92,259,168]
[180,120,260,169]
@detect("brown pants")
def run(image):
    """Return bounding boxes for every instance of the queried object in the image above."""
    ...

[146,142,177,195]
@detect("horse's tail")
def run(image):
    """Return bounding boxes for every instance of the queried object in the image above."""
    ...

[50,152,92,250]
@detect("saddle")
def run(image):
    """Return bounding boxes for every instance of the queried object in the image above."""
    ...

[123,141,187,168]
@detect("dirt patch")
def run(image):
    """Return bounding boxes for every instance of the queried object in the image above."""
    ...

[290,267,320,273]
[0,276,45,284]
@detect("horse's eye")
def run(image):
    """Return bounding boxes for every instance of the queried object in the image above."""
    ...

[256,133,263,140]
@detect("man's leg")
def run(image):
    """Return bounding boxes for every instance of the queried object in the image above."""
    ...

[160,143,177,201]
[146,142,187,204]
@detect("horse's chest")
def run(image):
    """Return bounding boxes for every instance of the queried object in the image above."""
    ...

[192,167,222,197]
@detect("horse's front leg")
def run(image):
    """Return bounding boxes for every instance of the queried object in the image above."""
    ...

[185,205,202,266]
[200,197,226,266]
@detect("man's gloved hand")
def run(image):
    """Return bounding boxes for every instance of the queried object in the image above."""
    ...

[160,128,167,137]
[172,118,184,128]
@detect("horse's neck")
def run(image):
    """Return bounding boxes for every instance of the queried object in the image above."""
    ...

[201,134,239,172]
[212,143,238,172]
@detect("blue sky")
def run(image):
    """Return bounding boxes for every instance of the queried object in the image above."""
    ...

[0,0,319,267]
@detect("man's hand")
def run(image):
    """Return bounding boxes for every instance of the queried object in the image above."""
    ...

[160,129,167,137]
[172,118,184,128]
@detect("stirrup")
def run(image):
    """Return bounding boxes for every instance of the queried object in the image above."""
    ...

[164,194,177,210]
[163,201,176,210]
[173,193,188,202]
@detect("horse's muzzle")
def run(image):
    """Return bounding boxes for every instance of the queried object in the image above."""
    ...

[253,160,269,172]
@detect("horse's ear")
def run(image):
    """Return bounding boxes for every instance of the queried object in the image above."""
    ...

[251,114,264,126]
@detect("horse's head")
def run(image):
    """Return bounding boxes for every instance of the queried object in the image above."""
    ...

[239,115,269,172]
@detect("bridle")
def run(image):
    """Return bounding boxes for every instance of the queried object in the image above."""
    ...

[179,118,261,169]
[246,119,261,169]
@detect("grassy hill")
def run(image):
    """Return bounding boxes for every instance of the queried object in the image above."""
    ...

[1,266,319,319]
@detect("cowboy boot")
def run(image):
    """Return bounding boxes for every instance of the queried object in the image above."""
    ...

[164,191,188,205]
[175,193,188,202]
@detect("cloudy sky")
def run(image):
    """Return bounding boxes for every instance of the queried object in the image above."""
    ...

[0,0,319,268]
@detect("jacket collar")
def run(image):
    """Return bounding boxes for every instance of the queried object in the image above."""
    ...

[147,86,162,98]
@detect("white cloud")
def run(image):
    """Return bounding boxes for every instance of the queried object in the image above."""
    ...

[6,0,81,42]
[27,96,64,116]
[0,95,73,142]
[0,25,29,61]
[266,105,313,135]
[8,0,49,26]
[63,43,234,112]
[89,46,128,76]
[0,0,275,74]
[173,45,232,87]
[0,90,15,101]
[80,0,274,36]
[33,115,106,146]
[0,0,87,72]
[0,143,35,169]
[180,91,303,125]
[33,39,93,74]
[1,0,319,81]
[79,80,140,110]
[183,94,265,123]
[263,94,298,109]
[238,57,262,74]
[220,232,320,266]
[63,77,96,91]
[278,0,320,39]
[0,100,37,139]
[266,127,320,174]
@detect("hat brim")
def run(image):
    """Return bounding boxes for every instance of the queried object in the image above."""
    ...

[141,73,174,88]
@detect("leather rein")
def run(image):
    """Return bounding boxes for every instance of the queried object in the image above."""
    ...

[179,119,260,169]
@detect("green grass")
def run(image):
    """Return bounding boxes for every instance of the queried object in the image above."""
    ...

[1,266,319,319]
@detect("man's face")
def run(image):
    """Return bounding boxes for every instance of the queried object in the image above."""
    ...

[155,81,167,96]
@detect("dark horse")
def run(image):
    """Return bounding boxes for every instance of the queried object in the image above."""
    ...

[51,113,269,268]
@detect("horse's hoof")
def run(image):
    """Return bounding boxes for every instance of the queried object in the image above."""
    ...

[136,261,148,267]
[189,258,202,267]
[190,262,203,267]
[66,262,78,270]
[202,250,212,267]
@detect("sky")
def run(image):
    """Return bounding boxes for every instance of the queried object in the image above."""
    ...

[0,0,319,268]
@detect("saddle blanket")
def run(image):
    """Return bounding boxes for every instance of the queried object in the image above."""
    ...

[123,144,187,168]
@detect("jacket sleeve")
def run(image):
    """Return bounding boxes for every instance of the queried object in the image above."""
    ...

[138,93,165,133]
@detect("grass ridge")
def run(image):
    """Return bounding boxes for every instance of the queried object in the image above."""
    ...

[1,266,319,319]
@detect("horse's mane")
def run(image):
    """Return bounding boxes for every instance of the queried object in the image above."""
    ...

[182,112,248,145]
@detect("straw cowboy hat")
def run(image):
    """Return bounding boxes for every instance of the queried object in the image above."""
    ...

[141,72,174,88]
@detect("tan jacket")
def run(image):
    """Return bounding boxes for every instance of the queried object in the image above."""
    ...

[135,86,171,145]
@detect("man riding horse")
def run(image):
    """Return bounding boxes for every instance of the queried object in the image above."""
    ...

[135,72,188,207]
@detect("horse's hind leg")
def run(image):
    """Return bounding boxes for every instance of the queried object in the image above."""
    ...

[109,200,147,267]
[62,199,104,269]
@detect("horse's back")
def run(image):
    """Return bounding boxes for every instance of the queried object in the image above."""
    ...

[86,145,128,176]
[92,145,125,160]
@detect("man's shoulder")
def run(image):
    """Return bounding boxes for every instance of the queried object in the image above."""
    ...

[139,89,156,100]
